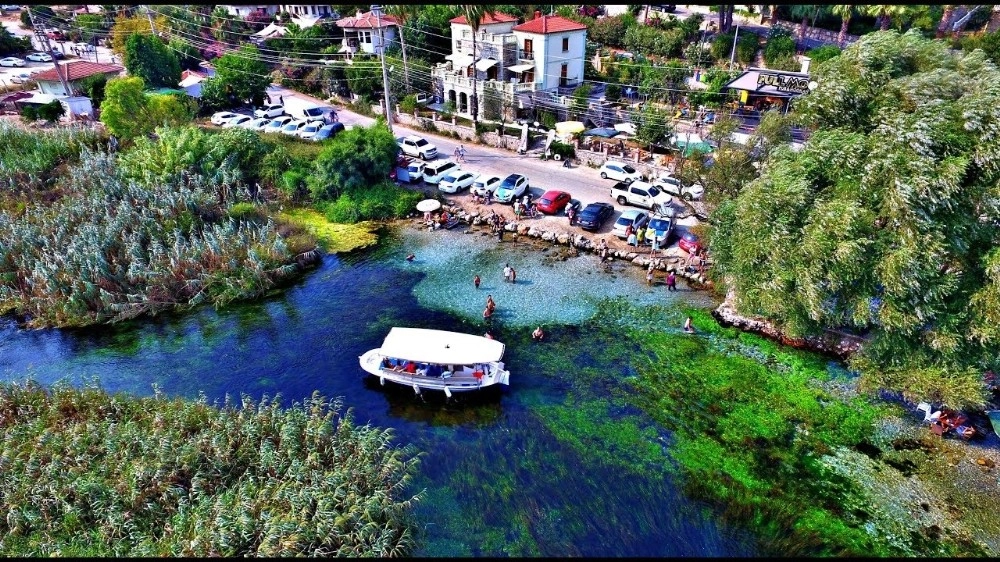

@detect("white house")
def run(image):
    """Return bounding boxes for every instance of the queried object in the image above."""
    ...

[334,10,398,56]
[217,5,280,18]
[33,61,124,97]
[432,10,587,120]
[278,4,337,18]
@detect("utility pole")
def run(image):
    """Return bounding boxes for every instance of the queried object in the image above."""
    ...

[145,6,157,34]
[27,7,73,97]
[728,24,740,72]
[372,4,394,134]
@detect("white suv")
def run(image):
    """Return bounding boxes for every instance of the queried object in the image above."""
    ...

[254,103,285,119]
[397,135,438,160]
[599,161,641,183]
[654,174,704,201]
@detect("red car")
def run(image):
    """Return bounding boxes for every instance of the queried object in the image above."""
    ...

[535,190,572,215]
[678,231,701,254]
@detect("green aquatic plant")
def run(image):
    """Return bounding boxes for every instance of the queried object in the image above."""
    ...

[0,121,103,193]
[276,207,378,253]
[0,381,421,557]
[589,302,980,556]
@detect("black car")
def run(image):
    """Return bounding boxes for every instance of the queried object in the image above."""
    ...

[576,202,615,231]
[48,50,65,60]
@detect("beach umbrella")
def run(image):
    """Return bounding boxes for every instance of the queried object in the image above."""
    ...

[555,121,586,136]
[416,199,441,212]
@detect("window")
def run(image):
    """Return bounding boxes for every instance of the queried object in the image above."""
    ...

[360,31,371,44]
[523,38,533,58]
[562,37,569,52]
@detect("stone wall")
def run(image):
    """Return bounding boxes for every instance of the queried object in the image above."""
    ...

[773,20,859,47]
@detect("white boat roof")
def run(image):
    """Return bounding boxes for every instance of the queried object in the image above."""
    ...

[378,328,505,365]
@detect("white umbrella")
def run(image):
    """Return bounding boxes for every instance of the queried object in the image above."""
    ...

[416,199,441,213]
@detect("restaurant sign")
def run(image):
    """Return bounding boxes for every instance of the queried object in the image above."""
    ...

[756,72,810,94]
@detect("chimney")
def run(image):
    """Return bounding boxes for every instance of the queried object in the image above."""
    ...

[800,56,811,74]
[534,10,542,20]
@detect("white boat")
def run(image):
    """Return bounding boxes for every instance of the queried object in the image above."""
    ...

[359,328,511,396]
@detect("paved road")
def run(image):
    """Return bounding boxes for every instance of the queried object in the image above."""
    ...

[264,84,669,226]
[1,16,116,89]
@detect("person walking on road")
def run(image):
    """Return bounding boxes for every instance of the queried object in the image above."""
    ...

[458,144,467,162]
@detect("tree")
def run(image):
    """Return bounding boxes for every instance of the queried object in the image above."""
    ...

[100,76,194,141]
[0,26,30,56]
[789,5,826,43]
[863,5,908,31]
[108,14,164,56]
[75,14,107,43]
[168,37,202,71]
[202,45,270,108]
[344,54,382,99]
[936,5,956,38]
[830,5,856,47]
[385,5,421,93]
[76,73,108,110]
[632,103,672,155]
[123,34,181,89]
[307,121,399,200]
[457,5,497,126]
[711,30,1000,409]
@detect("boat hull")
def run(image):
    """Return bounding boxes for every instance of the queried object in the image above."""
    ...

[360,348,509,393]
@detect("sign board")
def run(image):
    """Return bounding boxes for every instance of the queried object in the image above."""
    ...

[756,72,811,94]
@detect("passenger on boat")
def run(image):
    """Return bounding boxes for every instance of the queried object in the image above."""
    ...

[416,363,429,376]
[427,364,442,377]
[403,361,417,373]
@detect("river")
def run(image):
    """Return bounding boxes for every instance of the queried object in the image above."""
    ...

[0,225,761,557]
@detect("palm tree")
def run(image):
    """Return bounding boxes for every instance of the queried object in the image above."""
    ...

[385,5,420,94]
[789,5,825,43]
[936,5,956,38]
[457,4,496,126]
[830,5,855,47]
[864,5,908,31]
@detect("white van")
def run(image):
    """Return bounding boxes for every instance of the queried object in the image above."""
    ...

[422,160,460,185]
[283,97,331,121]
[405,160,426,183]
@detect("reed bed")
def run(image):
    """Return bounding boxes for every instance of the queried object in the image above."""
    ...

[0,122,103,193]
[0,150,311,328]
[0,381,421,557]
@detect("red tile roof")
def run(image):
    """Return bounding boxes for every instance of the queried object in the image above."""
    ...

[450,13,519,25]
[32,61,123,83]
[336,10,398,29]
[512,15,588,34]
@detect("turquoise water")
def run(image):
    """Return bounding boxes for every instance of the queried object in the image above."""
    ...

[0,225,757,557]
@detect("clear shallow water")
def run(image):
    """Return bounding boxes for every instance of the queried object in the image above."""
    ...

[0,224,758,557]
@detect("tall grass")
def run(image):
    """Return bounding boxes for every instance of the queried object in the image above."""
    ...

[0,381,421,556]
[0,121,103,193]
[0,150,313,328]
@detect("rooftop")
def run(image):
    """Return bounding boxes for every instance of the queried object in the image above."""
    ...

[336,10,398,29]
[32,61,123,83]
[512,15,588,34]
[450,13,519,25]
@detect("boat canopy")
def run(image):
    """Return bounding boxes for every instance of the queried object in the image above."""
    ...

[378,328,505,365]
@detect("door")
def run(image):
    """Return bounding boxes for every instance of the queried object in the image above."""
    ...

[523,39,533,59]
[560,64,568,87]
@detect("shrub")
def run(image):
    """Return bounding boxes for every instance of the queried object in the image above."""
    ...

[419,118,437,133]
[36,100,66,122]
[805,44,842,65]
[537,110,557,130]
[227,201,262,222]
[323,193,361,223]
[604,83,622,101]
[19,104,37,122]
[549,140,576,159]
[764,34,797,66]
[399,93,419,115]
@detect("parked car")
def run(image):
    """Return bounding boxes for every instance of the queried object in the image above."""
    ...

[611,209,649,239]
[0,57,25,67]
[240,117,271,130]
[25,52,52,63]
[610,180,673,214]
[222,114,253,128]
[494,174,529,203]
[10,72,33,84]
[311,122,344,142]
[263,115,294,133]
[296,120,325,140]
[536,190,572,215]
[677,231,702,254]
[48,50,65,60]
[422,160,460,185]
[438,170,479,193]
[210,111,241,126]
[1,5,23,11]
[645,212,676,247]
[401,159,425,182]
[280,119,307,136]
[254,102,285,119]
[397,135,438,160]
[654,174,704,201]
[576,202,615,231]
[471,174,502,197]
[74,42,95,53]
[598,161,641,183]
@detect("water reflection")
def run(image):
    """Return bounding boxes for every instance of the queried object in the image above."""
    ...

[0,223,756,557]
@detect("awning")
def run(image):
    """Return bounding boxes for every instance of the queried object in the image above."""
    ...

[508,63,534,73]
[445,53,475,68]
[475,58,498,71]
[583,127,620,138]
